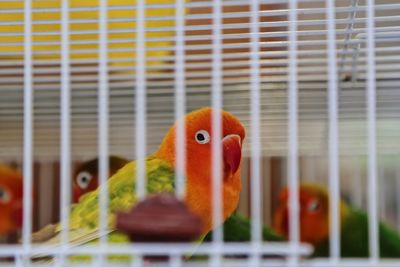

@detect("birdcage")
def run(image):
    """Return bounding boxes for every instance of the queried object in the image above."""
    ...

[0,0,399,266]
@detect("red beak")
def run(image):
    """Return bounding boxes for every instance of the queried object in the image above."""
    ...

[222,134,242,178]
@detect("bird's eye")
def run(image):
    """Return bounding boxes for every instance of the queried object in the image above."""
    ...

[0,187,11,204]
[307,199,321,212]
[76,171,93,190]
[195,130,210,144]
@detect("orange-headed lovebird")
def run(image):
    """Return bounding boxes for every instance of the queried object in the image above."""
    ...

[72,156,129,203]
[34,107,245,251]
[0,164,24,235]
[273,183,400,258]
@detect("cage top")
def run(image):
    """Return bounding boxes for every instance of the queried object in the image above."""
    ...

[0,0,399,161]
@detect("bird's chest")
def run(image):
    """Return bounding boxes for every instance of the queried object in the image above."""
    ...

[185,181,241,234]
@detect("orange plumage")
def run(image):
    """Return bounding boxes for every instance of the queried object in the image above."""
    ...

[156,107,245,233]
[69,107,245,234]
[0,164,24,235]
[273,183,347,245]
[30,107,245,248]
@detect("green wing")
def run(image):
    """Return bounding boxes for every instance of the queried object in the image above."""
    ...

[203,212,284,242]
[68,155,175,230]
[40,156,175,249]
[312,208,400,258]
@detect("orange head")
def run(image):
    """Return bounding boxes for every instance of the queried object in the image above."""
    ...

[273,183,349,245]
[156,107,245,233]
[72,156,129,202]
[0,165,24,235]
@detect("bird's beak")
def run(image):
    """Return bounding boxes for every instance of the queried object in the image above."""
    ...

[222,134,242,179]
[11,200,23,228]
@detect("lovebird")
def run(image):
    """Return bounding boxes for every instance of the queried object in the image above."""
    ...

[34,107,245,252]
[0,164,24,235]
[273,183,400,258]
[203,212,283,243]
[73,156,129,203]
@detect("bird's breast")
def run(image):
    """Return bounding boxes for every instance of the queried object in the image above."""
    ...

[184,172,241,234]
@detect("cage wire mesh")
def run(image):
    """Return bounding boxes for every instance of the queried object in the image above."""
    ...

[0,0,399,266]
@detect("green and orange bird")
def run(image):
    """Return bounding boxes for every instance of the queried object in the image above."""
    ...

[0,164,24,235]
[273,183,400,258]
[35,107,245,249]
[72,157,282,245]
[72,156,129,203]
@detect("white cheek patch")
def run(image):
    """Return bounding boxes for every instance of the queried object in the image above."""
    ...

[76,171,93,190]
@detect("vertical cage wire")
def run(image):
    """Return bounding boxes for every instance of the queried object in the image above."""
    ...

[211,0,223,254]
[366,0,379,261]
[170,253,182,267]
[131,254,143,267]
[98,0,110,252]
[135,0,147,201]
[22,0,33,259]
[338,0,359,79]
[249,0,263,263]
[326,0,341,261]
[174,0,186,201]
[59,0,71,262]
[287,0,300,266]
[1,0,399,265]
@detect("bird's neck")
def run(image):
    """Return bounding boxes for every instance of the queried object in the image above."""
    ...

[184,170,242,235]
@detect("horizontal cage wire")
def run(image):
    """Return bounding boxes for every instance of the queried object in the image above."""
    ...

[0,0,399,266]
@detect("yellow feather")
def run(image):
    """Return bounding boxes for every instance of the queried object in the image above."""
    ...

[0,0,182,67]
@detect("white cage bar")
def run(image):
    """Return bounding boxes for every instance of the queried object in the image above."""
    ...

[22,0,33,260]
[135,0,147,201]
[59,0,71,264]
[366,0,379,261]
[0,0,399,266]
[326,0,340,262]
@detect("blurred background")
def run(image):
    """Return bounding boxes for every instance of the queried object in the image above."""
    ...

[0,0,399,248]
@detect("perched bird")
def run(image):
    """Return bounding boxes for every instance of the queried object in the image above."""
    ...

[34,107,245,252]
[273,183,400,258]
[0,164,24,235]
[72,156,129,203]
[203,212,283,243]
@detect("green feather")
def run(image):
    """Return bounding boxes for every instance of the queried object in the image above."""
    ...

[312,208,400,258]
[203,212,284,242]
[34,155,176,262]
[64,155,175,232]
[188,213,283,260]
